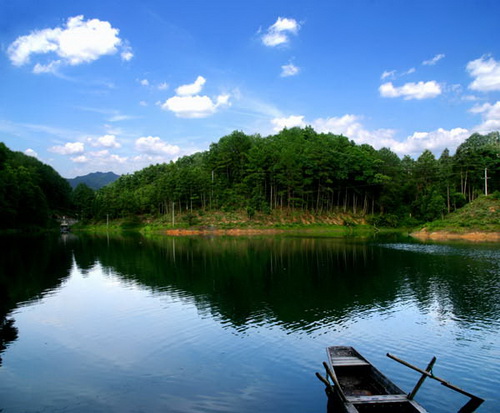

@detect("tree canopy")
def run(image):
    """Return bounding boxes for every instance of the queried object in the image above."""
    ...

[87,129,500,226]
[1,129,498,229]
[0,143,72,229]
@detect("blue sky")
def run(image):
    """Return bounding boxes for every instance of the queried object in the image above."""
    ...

[1,0,499,178]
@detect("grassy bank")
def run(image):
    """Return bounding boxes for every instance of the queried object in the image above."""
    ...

[72,208,395,237]
[72,197,500,241]
[411,194,500,241]
[419,194,500,233]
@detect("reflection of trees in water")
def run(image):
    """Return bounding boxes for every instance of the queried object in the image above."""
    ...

[0,318,17,366]
[68,234,499,333]
[0,234,74,364]
[1,233,497,358]
[397,245,500,328]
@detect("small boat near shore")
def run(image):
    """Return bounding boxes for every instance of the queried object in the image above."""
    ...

[60,218,70,233]
[316,346,484,413]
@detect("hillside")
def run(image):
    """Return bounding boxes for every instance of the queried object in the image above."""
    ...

[412,194,500,241]
[0,142,72,230]
[70,131,500,227]
[67,171,120,190]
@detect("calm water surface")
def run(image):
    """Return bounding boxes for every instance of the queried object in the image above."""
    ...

[0,233,499,412]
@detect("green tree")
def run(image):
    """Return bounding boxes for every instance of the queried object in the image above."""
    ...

[71,184,95,221]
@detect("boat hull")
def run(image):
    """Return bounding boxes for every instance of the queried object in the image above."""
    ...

[326,346,427,413]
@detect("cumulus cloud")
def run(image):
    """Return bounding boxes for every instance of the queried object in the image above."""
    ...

[281,62,300,77]
[135,136,180,156]
[392,128,470,157]
[314,116,469,157]
[311,115,396,147]
[139,78,150,86]
[70,151,127,167]
[271,115,306,131]
[270,113,470,157]
[379,81,442,100]
[162,94,230,118]
[70,155,89,163]
[24,148,38,158]
[49,141,85,155]
[470,101,500,132]
[175,76,206,96]
[261,17,300,47]
[89,134,121,148]
[271,114,396,146]
[161,76,230,118]
[422,53,445,66]
[467,55,500,92]
[7,15,132,73]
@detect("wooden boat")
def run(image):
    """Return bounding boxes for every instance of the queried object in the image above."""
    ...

[316,346,484,413]
[319,346,426,412]
[60,217,70,233]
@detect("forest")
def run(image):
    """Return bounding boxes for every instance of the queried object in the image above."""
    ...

[0,142,72,230]
[1,129,499,230]
[72,129,500,227]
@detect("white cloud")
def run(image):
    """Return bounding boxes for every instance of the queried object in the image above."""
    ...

[403,67,416,76]
[95,149,110,156]
[381,67,415,80]
[108,115,135,122]
[281,62,300,77]
[470,101,500,132]
[131,154,179,165]
[89,134,121,148]
[161,76,230,118]
[269,113,470,157]
[162,94,230,118]
[381,70,396,80]
[423,53,445,66]
[70,151,127,168]
[467,55,500,92]
[158,82,169,90]
[392,128,470,157]
[379,81,442,100]
[271,115,306,131]
[24,148,38,158]
[175,76,206,96]
[33,60,62,74]
[312,115,468,157]
[7,15,131,73]
[135,136,180,155]
[311,115,396,147]
[120,44,133,61]
[109,154,128,163]
[70,155,89,163]
[261,17,300,47]
[49,141,85,155]
[140,78,150,86]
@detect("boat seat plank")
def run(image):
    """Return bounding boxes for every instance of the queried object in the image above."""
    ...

[347,394,409,403]
[330,356,369,366]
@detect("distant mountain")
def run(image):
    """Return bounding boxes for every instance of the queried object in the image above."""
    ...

[67,171,120,190]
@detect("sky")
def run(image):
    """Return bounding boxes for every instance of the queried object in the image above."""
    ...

[1,0,500,178]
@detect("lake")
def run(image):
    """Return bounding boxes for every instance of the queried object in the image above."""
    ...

[0,233,499,412]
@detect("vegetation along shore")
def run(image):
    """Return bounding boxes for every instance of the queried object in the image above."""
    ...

[1,129,499,238]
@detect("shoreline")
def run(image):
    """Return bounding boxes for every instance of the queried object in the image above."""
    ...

[411,229,500,242]
[164,228,286,236]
